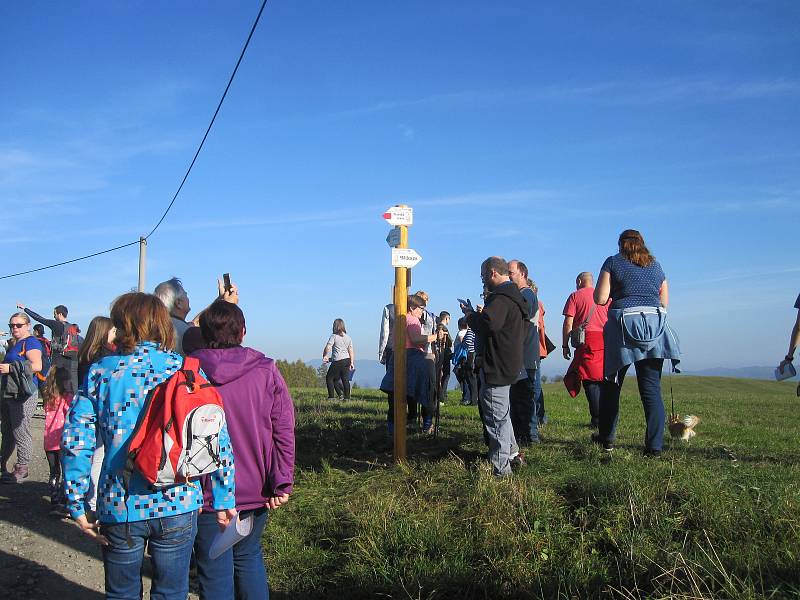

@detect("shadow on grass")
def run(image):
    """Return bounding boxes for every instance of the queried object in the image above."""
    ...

[294,396,487,473]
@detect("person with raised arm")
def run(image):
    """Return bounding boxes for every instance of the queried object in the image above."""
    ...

[191,299,295,600]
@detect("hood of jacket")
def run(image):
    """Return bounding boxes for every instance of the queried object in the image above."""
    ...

[191,346,270,385]
[488,280,529,318]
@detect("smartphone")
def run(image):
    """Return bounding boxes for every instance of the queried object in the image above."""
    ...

[223,273,232,293]
[458,298,473,310]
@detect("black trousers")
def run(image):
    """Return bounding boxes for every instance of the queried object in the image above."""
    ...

[386,392,431,424]
[326,358,351,400]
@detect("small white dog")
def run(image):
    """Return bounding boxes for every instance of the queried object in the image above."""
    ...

[668,414,700,441]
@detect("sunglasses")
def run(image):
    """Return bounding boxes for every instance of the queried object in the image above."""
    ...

[8,323,26,329]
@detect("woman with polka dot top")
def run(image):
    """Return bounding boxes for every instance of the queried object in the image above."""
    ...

[592,229,681,457]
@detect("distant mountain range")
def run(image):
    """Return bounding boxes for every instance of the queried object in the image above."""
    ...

[680,366,778,381]
[307,360,782,387]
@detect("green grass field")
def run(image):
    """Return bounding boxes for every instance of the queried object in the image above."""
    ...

[265,377,800,599]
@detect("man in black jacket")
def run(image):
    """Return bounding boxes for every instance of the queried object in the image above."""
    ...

[17,303,79,394]
[461,256,528,476]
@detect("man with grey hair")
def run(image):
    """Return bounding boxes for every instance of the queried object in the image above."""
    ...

[154,277,192,355]
[461,256,528,476]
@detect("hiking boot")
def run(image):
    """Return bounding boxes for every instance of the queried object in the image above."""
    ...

[7,465,28,484]
[591,433,614,452]
[510,453,525,469]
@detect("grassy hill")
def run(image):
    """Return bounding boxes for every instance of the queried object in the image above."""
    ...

[265,376,800,599]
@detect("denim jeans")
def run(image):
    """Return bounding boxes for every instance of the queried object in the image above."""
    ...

[478,371,518,476]
[509,369,539,444]
[101,511,197,600]
[599,358,665,451]
[194,508,270,600]
[584,380,601,428]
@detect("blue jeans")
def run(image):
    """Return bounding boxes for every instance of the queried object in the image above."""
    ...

[478,371,518,476]
[584,380,601,428]
[194,508,269,600]
[101,511,197,600]
[509,369,539,444]
[599,358,665,451]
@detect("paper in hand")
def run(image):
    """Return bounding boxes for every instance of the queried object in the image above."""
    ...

[208,512,253,560]
[775,362,797,381]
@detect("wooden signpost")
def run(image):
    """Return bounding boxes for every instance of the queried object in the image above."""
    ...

[383,204,421,462]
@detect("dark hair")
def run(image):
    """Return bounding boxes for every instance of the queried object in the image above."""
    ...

[457,317,467,330]
[510,259,528,278]
[41,366,72,410]
[54,305,68,318]
[332,318,346,335]
[33,324,45,336]
[111,293,175,354]
[481,256,509,276]
[408,294,425,310]
[438,311,450,320]
[77,316,115,367]
[618,229,655,267]
[200,300,246,349]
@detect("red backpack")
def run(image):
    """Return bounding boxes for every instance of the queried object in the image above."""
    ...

[124,357,226,489]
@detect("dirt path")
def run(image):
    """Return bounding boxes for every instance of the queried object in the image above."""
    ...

[0,407,200,600]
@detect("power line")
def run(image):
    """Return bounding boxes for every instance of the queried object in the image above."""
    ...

[0,241,140,281]
[145,0,269,239]
[0,0,269,281]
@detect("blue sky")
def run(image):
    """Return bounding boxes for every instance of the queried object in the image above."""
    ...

[1,1,798,374]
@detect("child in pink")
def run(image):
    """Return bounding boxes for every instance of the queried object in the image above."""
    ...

[41,367,72,516]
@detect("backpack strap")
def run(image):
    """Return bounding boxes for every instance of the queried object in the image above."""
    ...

[181,356,201,391]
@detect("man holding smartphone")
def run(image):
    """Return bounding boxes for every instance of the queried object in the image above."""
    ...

[154,276,238,356]
[461,256,527,477]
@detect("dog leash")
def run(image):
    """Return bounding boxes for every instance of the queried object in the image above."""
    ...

[670,374,676,419]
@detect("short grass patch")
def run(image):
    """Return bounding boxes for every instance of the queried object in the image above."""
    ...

[265,377,800,599]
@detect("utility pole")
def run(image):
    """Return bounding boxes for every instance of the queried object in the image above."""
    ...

[137,236,147,292]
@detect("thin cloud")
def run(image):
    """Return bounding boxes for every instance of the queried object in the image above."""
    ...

[398,124,416,140]
[413,188,562,209]
[676,266,800,288]
[333,78,800,117]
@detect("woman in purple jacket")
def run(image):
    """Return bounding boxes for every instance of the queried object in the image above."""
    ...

[192,300,296,600]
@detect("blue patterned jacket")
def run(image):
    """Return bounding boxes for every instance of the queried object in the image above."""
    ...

[62,342,236,523]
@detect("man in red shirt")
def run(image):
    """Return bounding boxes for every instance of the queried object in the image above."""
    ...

[561,272,609,428]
